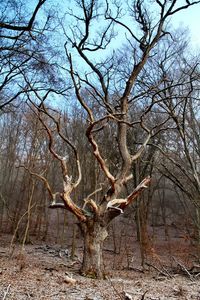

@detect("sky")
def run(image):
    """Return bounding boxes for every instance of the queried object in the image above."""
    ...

[27,0,200,51]
[171,4,200,49]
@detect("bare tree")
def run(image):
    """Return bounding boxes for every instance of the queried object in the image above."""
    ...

[0,0,46,33]
[0,0,59,111]
[21,0,200,278]
[148,52,200,242]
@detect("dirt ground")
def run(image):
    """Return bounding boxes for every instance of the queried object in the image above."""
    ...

[0,231,200,300]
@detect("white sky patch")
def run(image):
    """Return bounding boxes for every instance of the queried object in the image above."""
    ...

[171,4,200,49]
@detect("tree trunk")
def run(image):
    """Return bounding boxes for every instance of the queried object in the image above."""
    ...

[80,220,108,279]
[196,207,200,246]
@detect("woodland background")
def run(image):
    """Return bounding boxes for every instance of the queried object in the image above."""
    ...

[1,0,200,273]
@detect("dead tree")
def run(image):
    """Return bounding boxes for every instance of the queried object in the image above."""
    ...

[23,0,200,278]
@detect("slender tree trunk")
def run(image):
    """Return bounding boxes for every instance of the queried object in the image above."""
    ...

[71,224,77,259]
[80,220,108,278]
[196,206,200,245]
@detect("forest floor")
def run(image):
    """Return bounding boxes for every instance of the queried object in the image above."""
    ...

[0,228,200,300]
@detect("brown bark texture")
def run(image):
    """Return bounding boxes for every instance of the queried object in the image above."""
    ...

[80,220,108,278]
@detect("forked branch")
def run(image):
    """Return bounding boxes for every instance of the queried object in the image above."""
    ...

[106,176,151,214]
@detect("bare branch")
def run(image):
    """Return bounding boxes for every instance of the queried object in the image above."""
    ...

[126,176,151,205]
[0,0,47,32]
[36,103,82,189]
[83,198,99,214]
[17,165,60,206]
[86,123,116,187]
[105,176,151,217]
[131,132,151,161]
[67,52,94,122]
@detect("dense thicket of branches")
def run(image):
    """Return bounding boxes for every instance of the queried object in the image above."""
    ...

[1,0,200,277]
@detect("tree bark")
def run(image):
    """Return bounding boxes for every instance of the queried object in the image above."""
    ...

[80,219,108,279]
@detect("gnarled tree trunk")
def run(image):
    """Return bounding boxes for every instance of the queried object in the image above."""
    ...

[80,219,108,278]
